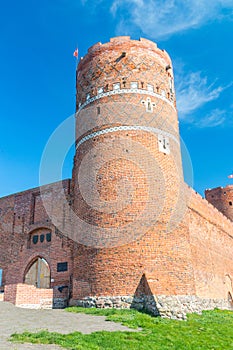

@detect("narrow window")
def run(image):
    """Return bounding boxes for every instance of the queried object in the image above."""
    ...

[40,234,45,243]
[229,201,232,206]
[147,100,152,112]
[97,106,100,115]
[122,78,127,88]
[158,135,170,155]
[32,235,38,244]
[46,232,51,242]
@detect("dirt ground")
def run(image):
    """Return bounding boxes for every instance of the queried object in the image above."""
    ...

[0,301,134,349]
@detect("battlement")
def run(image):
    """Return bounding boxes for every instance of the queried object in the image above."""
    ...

[88,36,158,52]
[205,185,233,193]
[0,179,71,202]
[81,36,171,67]
[187,185,233,231]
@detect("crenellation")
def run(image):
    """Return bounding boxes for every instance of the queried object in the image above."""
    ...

[110,36,131,43]
[87,42,102,53]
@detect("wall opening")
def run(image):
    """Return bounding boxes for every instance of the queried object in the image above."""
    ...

[24,257,50,289]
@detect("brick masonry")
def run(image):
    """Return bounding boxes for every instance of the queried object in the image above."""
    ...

[0,37,233,318]
[0,180,73,308]
[4,283,53,309]
[205,185,233,222]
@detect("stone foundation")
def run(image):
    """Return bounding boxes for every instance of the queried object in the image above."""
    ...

[52,285,69,309]
[53,297,68,309]
[69,295,233,320]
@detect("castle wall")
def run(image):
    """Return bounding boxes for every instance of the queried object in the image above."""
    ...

[71,186,233,319]
[188,187,233,299]
[0,180,74,307]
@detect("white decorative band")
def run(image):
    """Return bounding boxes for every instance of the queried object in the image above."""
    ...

[77,88,175,112]
[76,125,179,149]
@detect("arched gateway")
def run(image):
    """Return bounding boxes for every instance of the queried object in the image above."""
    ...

[24,257,50,289]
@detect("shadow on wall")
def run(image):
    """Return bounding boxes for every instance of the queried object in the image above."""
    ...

[131,274,160,316]
[53,285,70,309]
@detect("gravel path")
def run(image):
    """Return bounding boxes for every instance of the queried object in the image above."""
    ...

[0,301,134,349]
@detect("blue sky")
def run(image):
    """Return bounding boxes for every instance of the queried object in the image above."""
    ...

[0,0,233,198]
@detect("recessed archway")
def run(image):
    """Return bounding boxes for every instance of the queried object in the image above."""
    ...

[24,257,50,289]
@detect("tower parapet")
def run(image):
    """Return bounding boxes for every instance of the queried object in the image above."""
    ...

[76,36,177,118]
[205,185,233,222]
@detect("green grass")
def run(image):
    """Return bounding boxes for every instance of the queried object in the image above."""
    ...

[11,308,233,350]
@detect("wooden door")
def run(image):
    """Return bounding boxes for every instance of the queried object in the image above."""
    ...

[24,258,50,288]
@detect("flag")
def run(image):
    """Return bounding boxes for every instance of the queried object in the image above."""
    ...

[228,174,233,179]
[73,48,78,58]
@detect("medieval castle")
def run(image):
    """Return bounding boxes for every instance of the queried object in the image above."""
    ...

[0,37,232,319]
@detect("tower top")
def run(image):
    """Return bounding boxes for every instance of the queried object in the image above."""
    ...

[79,36,172,69]
[76,36,176,113]
[88,36,158,52]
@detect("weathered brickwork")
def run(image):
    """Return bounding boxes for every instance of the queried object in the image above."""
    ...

[71,37,194,309]
[205,185,233,222]
[188,186,233,299]
[4,283,53,309]
[0,180,73,308]
[0,37,233,318]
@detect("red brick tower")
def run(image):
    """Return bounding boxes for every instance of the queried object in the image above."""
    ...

[205,185,233,222]
[71,37,195,316]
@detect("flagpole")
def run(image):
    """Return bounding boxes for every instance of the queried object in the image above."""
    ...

[73,47,79,133]
[73,45,79,65]
[76,43,78,70]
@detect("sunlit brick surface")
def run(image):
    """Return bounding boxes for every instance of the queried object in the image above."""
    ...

[71,36,193,297]
[0,37,233,318]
